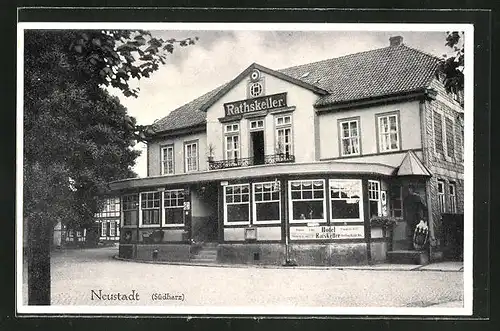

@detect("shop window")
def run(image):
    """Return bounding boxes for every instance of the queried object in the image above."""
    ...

[433,111,444,155]
[437,179,446,213]
[185,141,198,172]
[448,182,457,213]
[225,123,240,162]
[224,184,250,225]
[329,179,363,221]
[101,221,107,237]
[122,194,139,226]
[253,182,281,224]
[445,117,455,158]
[289,180,325,223]
[389,184,403,217]
[377,112,400,152]
[140,192,161,226]
[276,115,293,156]
[368,180,381,217]
[339,118,360,156]
[161,145,174,175]
[164,189,185,226]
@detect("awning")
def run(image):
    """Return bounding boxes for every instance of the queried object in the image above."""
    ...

[109,161,396,192]
[396,150,432,177]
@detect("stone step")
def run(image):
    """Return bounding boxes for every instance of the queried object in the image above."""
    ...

[387,250,429,265]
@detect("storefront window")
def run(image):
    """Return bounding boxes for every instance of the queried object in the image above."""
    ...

[224,184,250,224]
[253,182,280,223]
[329,179,363,221]
[437,179,446,213]
[389,184,403,217]
[140,192,160,226]
[368,180,381,217]
[449,182,457,213]
[164,189,185,226]
[122,194,139,226]
[289,180,325,223]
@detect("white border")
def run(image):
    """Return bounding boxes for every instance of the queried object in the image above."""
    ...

[17,22,474,316]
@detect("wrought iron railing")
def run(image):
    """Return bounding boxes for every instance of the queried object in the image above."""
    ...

[208,153,295,170]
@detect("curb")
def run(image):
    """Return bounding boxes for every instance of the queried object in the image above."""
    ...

[113,255,463,272]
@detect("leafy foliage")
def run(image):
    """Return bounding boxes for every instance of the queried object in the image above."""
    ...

[24,30,196,230]
[436,31,464,104]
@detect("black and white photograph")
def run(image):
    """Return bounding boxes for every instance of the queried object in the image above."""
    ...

[17,21,474,316]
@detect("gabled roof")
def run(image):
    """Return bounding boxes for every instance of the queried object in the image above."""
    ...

[151,44,440,134]
[396,150,432,177]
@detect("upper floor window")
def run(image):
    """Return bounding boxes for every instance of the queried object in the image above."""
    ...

[250,119,264,130]
[185,141,198,172]
[433,111,444,155]
[339,118,360,156]
[445,117,455,158]
[276,115,293,156]
[225,123,240,161]
[377,112,400,152]
[161,145,174,175]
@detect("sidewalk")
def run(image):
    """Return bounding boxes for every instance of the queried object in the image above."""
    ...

[114,255,464,272]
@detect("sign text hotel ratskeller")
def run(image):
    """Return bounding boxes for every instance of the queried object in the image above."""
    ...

[224,92,287,117]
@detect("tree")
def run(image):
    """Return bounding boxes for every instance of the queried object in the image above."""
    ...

[24,30,196,304]
[436,31,464,106]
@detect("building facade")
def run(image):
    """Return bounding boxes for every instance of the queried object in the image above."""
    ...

[110,37,464,265]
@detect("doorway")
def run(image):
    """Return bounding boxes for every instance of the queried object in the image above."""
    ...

[251,130,265,165]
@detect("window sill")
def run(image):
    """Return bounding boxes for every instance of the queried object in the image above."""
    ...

[162,224,185,228]
[289,220,327,225]
[139,224,161,228]
[252,221,281,225]
[224,222,251,226]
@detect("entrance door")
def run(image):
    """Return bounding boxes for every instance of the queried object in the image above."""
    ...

[251,130,265,165]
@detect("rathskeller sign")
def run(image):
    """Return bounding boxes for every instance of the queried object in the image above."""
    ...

[224,92,287,117]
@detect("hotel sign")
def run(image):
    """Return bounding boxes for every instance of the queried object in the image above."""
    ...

[224,92,287,117]
[290,226,365,240]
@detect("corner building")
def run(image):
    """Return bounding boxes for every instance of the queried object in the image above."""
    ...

[110,37,464,266]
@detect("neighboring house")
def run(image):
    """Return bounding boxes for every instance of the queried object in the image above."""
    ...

[94,197,121,243]
[109,36,464,265]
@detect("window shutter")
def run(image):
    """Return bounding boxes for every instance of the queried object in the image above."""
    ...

[433,111,443,154]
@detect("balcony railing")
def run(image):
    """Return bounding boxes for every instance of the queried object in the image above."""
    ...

[208,153,295,170]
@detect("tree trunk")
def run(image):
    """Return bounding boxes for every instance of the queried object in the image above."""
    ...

[27,215,51,305]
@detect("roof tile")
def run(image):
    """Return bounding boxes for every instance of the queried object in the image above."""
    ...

[152,44,440,134]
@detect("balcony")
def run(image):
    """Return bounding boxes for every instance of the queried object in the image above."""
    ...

[208,154,295,170]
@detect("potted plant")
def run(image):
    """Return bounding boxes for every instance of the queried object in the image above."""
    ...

[207,143,215,163]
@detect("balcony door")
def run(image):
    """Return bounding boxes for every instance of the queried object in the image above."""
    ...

[250,130,265,165]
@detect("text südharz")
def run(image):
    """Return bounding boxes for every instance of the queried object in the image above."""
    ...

[91,289,140,301]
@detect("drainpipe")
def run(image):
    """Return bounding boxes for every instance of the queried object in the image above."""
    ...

[283,178,296,266]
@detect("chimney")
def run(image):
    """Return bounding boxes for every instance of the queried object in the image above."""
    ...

[389,36,403,47]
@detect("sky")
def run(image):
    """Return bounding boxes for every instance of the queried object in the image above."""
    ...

[108,29,454,178]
